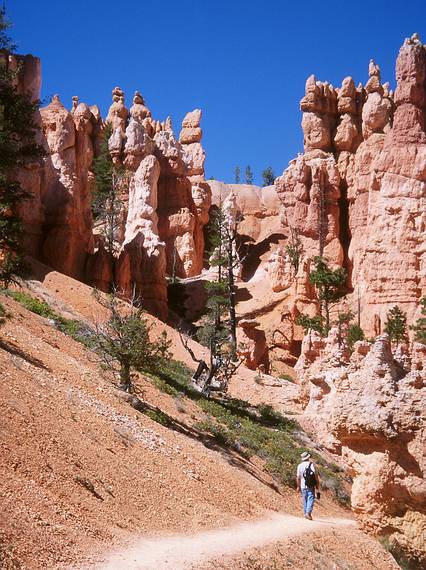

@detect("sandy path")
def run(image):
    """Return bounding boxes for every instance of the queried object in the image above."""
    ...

[93,513,354,570]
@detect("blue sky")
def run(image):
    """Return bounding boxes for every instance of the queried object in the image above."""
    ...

[9,0,426,183]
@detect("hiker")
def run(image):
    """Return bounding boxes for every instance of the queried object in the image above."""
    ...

[296,451,320,520]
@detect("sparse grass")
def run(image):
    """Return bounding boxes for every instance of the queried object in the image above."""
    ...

[145,359,195,397]
[257,404,296,429]
[2,289,95,348]
[148,374,181,397]
[279,373,295,383]
[150,358,349,502]
[3,289,56,318]
[3,288,349,507]
[144,408,172,427]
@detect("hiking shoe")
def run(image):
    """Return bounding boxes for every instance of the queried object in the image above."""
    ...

[304,513,312,520]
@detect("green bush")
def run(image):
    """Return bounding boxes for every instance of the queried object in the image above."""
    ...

[384,305,408,346]
[4,290,56,318]
[148,373,180,397]
[257,404,297,430]
[144,408,172,427]
[150,359,195,397]
[347,323,365,349]
[192,394,348,501]
[55,317,95,348]
[410,296,426,344]
[195,419,237,448]
[2,289,95,348]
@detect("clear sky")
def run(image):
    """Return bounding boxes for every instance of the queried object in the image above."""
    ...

[9,0,426,183]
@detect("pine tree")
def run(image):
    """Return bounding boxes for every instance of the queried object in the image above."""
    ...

[0,8,44,286]
[410,297,426,344]
[198,208,235,358]
[92,290,171,392]
[184,205,242,393]
[296,257,347,335]
[296,314,325,335]
[384,305,407,346]
[308,256,347,332]
[285,227,304,275]
[92,124,126,274]
[261,166,275,186]
[347,323,365,349]
[0,6,16,51]
[234,165,240,183]
[245,165,253,185]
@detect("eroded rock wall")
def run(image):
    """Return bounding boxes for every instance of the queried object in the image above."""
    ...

[274,34,426,340]
[40,96,98,279]
[3,53,45,258]
[13,53,210,319]
[94,95,210,315]
[297,330,426,567]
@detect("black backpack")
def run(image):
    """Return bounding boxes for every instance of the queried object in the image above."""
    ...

[303,462,317,489]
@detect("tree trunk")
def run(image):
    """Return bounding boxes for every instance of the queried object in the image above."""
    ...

[227,242,237,360]
[119,361,131,392]
[318,175,326,257]
[325,300,330,332]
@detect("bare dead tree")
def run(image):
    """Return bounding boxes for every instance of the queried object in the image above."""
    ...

[179,330,243,397]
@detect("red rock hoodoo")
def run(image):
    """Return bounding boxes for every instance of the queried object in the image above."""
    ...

[15,66,210,320]
[274,33,425,342]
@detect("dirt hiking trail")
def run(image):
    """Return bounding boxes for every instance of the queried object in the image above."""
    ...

[91,513,354,570]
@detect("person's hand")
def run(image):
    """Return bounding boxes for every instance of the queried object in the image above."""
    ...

[316,491,321,500]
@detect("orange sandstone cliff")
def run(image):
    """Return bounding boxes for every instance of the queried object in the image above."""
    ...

[273,33,425,345]
[14,62,211,320]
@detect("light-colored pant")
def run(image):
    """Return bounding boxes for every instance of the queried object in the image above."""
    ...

[302,487,315,515]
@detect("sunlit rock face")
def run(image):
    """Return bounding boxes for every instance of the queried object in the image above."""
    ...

[12,33,426,331]
[274,34,426,342]
[296,328,426,568]
[13,50,209,318]
[5,53,45,258]
[237,319,270,373]
[39,95,96,279]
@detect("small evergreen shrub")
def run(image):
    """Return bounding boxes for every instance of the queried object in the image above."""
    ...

[384,305,408,345]
[410,296,426,344]
[347,323,365,349]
